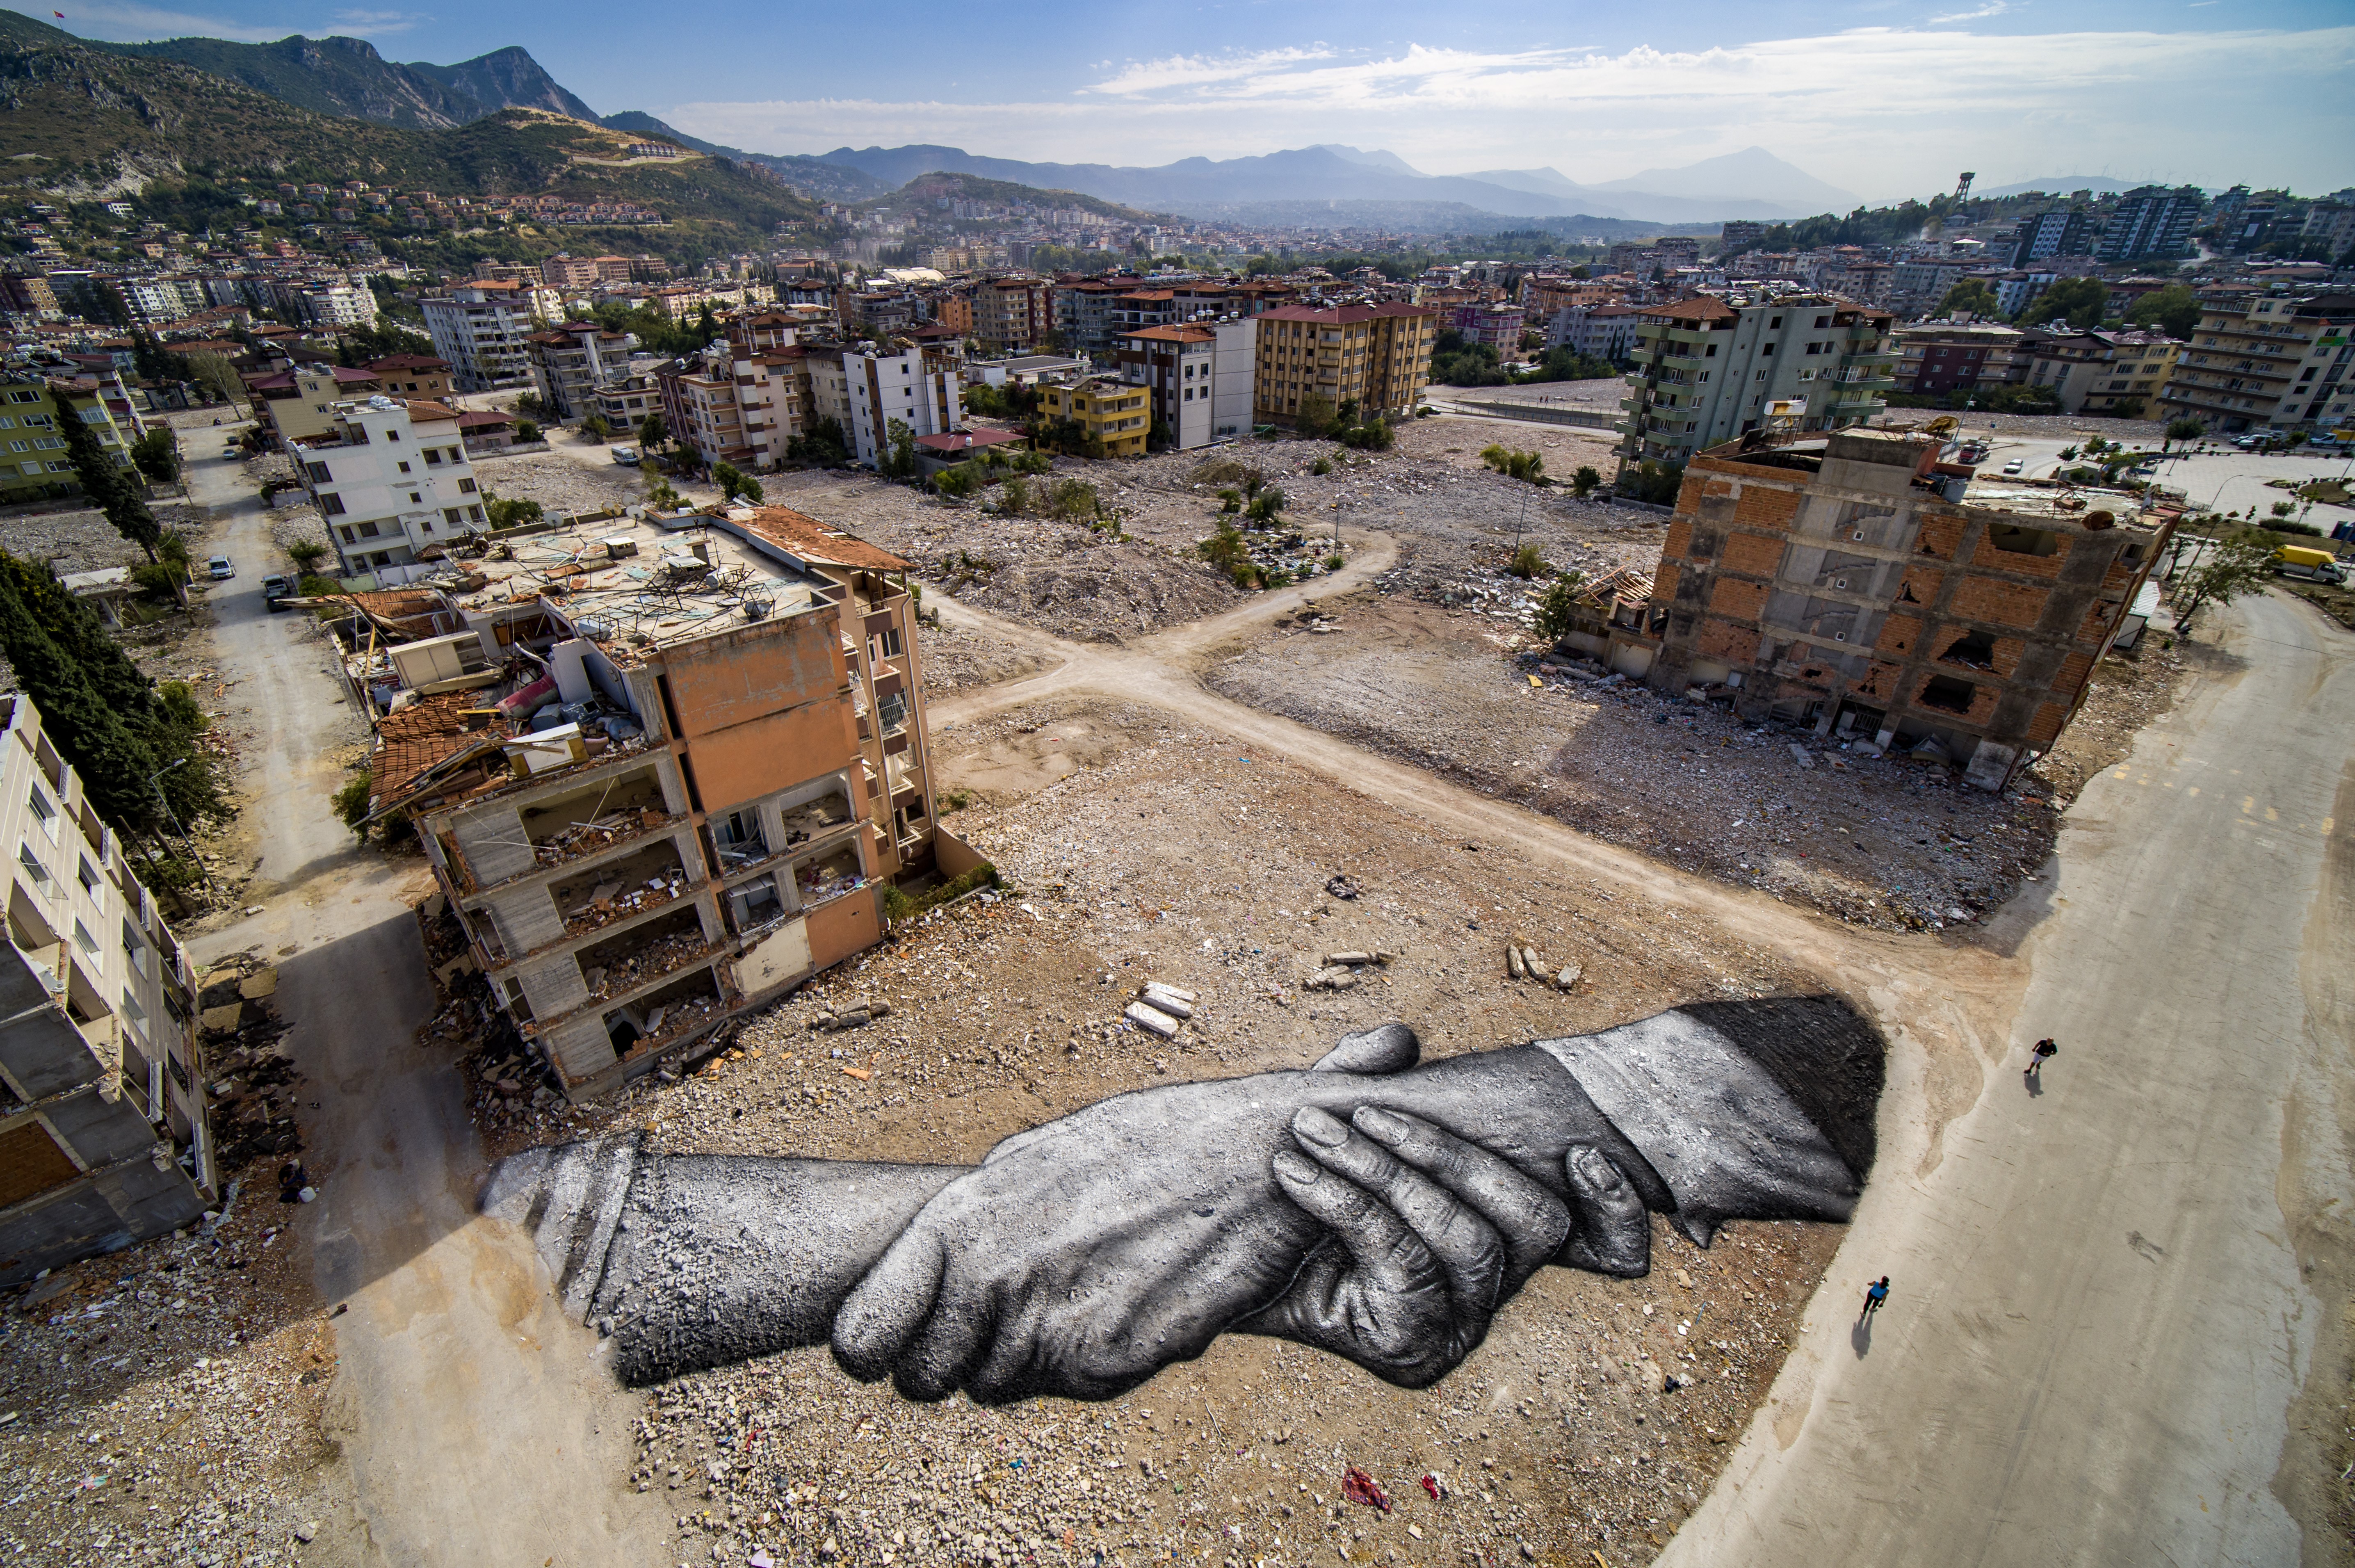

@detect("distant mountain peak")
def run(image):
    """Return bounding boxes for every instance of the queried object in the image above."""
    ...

[1310,144,1424,178]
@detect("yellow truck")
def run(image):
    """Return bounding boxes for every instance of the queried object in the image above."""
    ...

[2273,544,2346,585]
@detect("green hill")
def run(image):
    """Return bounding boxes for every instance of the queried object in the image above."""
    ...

[886,171,1165,223]
[0,29,820,262]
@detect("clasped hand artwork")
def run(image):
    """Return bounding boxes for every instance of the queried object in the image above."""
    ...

[483,996,1883,1403]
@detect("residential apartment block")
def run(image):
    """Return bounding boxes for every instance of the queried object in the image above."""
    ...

[2022,330,2180,415]
[1546,304,1639,364]
[974,278,1052,353]
[374,507,942,1100]
[421,281,541,393]
[1891,323,2026,396]
[1602,431,2173,790]
[1618,295,1897,469]
[526,322,635,423]
[840,342,963,468]
[0,369,140,505]
[295,397,487,578]
[1,693,216,1285]
[1251,302,1438,428]
[2095,185,2207,263]
[1114,318,1257,449]
[1039,378,1151,458]
[2157,291,2355,433]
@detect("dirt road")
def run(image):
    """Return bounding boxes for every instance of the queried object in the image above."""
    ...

[1658,587,2355,1567]
[182,427,673,1566]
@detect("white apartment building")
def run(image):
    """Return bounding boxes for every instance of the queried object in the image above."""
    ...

[299,281,379,331]
[421,281,539,392]
[1112,317,1257,449]
[840,344,962,468]
[294,396,488,578]
[0,692,215,1284]
[1547,304,1639,363]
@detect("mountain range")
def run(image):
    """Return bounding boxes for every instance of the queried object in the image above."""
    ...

[0,7,1859,227]
[804,142,1853,224]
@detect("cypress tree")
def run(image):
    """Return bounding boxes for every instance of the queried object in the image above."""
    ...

[0,561,164,829]
[55,391,161,562]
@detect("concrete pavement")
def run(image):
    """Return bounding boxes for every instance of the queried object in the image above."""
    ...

[1659,587,2354,1566]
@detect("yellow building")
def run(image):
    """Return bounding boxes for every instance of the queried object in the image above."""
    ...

[1039,377,1151,458]
[1253,301,1438,427]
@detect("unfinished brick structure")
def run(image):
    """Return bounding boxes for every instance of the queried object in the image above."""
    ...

[1606,431,2175,790]
[367,506,944,1100]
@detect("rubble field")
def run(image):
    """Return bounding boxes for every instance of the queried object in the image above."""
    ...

[1207,592,2193,933]
[0,955,346,1567]
[468,444,657,519]
[460,696,1854,1568]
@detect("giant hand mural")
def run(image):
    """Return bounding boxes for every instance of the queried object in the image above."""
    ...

[482,995,1884,1403]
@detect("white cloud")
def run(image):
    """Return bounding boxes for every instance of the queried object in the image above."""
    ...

[666,24,2355,196]
[1086,46,1337,96]
[1928,0,2017,22]
[332,8,422,32]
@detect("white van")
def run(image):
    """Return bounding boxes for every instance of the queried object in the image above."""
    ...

[610,445,639,466]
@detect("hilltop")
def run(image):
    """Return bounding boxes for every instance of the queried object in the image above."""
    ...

[881,170,1166,223]
[0,29,821,260]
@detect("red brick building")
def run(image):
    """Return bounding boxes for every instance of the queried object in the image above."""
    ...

[1602,430,2175,789]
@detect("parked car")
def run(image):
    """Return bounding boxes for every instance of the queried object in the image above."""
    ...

[260,574,292,610]
[206,555,234,580]
[610,445,639,466]
[2001,459,2025,475]
[221,446,239,461]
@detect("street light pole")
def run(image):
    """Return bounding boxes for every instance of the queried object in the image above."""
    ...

[145,758,203,878]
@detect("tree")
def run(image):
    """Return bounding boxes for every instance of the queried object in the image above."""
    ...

[57,401,161,562]
[1337,418,1393,452]
[1295,393,1338,437]
[583,413,612,443]
[2169,533,2277,637]
[484,494,544,529]
[1532,571,1591,644]
[512,418,541,444]
[712,462,765,505]
[1245,486,1286,526]
[1936,279,2003,319]
[130,427,179,485]
[183,350,246,413]
[880,418,920,480]
[2127,284,2201,340]
[1621,459,1684,506]
[1570,465,1602,498]
[637,412,667,453]
[1480,444,1545,483]
[2022,276,2108,330]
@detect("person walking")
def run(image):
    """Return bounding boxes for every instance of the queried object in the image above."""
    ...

[1861,1276,1891,1321]
[2025,1037,2058,1084]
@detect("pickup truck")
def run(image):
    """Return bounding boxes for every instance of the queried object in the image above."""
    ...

[260,574,293,610]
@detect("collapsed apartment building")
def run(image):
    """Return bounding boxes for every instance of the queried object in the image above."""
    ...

[352,505,944,1100]
[1591,430,2177,790]
[1,694,216,1285]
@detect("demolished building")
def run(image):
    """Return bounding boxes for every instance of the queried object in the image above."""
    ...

[1601,430,2176,790]
[361,505,941,1100]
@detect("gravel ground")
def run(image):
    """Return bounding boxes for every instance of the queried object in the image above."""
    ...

[468,448,652,519]
[1207,592,2193,933]
[0,1060,349,1568]
[458,696,1850,1568]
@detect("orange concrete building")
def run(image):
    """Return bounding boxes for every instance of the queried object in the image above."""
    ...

[1602,430,2175,790]
[370,506,944,1099]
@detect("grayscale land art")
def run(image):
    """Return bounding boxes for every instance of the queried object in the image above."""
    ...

[482,996,1884,1402]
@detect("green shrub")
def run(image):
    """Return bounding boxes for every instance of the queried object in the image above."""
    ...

[1310,456,1333,475]
[1571,465,1602,498]
[1324,553,1344,572]
[513,418,541,444]
[1508,542,1547,579]
[1338,419,1394,452]
[1533,572,1591,643]
[332,773,374,839]
[1198,523,1248,572]
[1481,445,1545,483]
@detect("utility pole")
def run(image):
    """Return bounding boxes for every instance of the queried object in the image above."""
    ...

[146,758,205,883]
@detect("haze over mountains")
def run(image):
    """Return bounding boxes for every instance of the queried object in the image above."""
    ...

[1,7,1863,225]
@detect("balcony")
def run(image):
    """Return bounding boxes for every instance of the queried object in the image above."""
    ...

[548,839,696,942]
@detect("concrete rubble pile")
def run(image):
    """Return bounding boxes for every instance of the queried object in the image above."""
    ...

[194,955,304,1173]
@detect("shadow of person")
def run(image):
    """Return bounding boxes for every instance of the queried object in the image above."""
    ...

[2024,1068,2045,1098]
[1852,1315,1874,1358]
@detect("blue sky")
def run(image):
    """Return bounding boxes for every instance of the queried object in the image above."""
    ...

[41,1,2355,199]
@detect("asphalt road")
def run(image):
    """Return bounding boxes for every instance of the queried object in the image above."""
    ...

[179,424,671,1566]
[1660,587,2355,1566]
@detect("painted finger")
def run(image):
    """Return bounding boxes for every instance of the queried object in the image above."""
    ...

[1351,1107,1570,1289]
[1312,1023,1421,1075]
[890,1268,1000,1401]
[1290,1109,1506,1312]
[831,1226,946,1383]
[1270,1145,1433,1296]
[1560,1145,1650,1278]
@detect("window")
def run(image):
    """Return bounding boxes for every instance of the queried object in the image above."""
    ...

[398,460,411,473]
[19,842,51,888]
[121,919,150,977]
[1919,674,1976,713]
[1769,316,1782,329]
[357,520,380,538]
[73,918,97,956]
[1988,523,2058,557]
[76,856,98,894]
[1815,315,1831,328]
[28,785,56,840]
[1760,343,1774,357]
[339,526,357,543]
[386,429,400,441]
[305,462,331,482]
